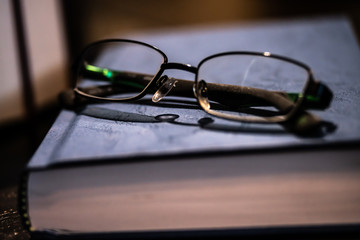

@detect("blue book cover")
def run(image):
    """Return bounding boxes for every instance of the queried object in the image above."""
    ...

[22,16,360,238]
[29,16,360,169]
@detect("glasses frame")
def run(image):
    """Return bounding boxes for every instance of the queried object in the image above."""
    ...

[72,39,331,124]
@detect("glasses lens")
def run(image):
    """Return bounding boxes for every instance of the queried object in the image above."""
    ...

[76,41,165,99]
[196,54,310,120]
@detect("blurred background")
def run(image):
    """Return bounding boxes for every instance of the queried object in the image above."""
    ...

[1,0,360,188]
[1,1,360,239]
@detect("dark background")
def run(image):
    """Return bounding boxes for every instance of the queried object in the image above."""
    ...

[1,1,360,239]
[62,0,360,64]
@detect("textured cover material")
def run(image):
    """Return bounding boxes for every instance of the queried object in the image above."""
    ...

[29,16,360,169]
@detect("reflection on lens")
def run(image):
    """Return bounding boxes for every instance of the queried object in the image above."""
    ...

[76,41,165,100]
[197,53,310,120]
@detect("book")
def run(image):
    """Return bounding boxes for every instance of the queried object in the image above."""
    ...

[21,16,360,239]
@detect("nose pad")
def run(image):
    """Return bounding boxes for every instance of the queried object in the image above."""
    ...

[152,75,178,103]
[196,80,211,111]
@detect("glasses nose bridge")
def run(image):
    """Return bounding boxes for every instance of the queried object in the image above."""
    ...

[161,62,197,74]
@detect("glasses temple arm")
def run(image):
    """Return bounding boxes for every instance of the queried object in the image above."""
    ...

[74,65,331,111]
[83,64,332,109]
[77,67,291,108]
[171,79,294,113]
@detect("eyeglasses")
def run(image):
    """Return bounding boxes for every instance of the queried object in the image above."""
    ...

[65,39,332,127]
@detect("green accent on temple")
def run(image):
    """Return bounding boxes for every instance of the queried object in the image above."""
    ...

[287,93,320,103]
[85,64,145,89]
[103,69,113,78]
[85,64,115,79]
[286,93,302,102]
[118,80,145,89]
[297,114,309,127]
[305,95,321,102]
[85,64,108,75]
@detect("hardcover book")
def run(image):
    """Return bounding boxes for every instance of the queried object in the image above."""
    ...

[21,16,360,239]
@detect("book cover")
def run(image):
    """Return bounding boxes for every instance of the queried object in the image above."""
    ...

[22,16,360,238]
